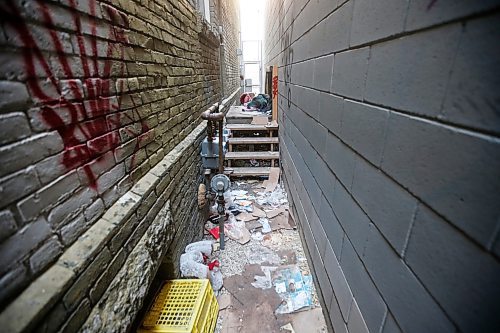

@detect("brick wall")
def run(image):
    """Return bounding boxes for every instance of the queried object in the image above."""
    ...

[0,0,239,331]
[265,1,500,332]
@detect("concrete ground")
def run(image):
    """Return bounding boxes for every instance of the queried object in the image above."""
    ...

[205,179,328,333]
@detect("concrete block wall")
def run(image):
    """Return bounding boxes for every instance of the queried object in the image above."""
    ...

[0,0,239,331]
[265,1,500,332]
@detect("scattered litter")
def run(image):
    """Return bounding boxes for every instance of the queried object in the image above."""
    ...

[266,207,285,219]
[251,266,277,289]
[231,190,248,197]
[244,243,281,265]
[270,213,292,231]
[252,206,267,218]
[235,200,252,207]
[263,167,280,192]
[236,212,258,222]
[281,323,296,333]
[274,265,314,314]
[225,217,251,245]
[209,226,220,240]
[246,220,263,231]
[209,266,223,291]
[180,252,208,279]
[251,231,264,241]
[256,185,287,207]
[262,233,282,248]
[186,240,213,256]
[202,179,325,331]
[249,159,260,167]
[259,218,271,233]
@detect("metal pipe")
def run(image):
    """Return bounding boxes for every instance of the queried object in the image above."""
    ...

[218,119,224,174]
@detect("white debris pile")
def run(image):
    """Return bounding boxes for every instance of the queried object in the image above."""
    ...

[256,185,288,207]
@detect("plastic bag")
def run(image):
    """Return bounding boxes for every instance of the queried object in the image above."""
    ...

[225,217,246,241]
[180,253,209,279]
[185,240,213,255]
[259,218,271,233]
[224,190,233,209]
[209,267,223,291]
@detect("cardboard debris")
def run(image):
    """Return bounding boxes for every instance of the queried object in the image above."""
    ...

[270,213,292,231]
[236,212,259,222]
[236,200,253,207]
[263,167,280,192]
[245,220,263,231]
[251,115,269,125]
[226,223,251,245]
[266,206,286,219]
[252,206,267,218]
[281,323,296,333]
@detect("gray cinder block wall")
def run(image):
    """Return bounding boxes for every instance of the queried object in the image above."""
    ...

[0,0,240,332]
[264,1,500,332]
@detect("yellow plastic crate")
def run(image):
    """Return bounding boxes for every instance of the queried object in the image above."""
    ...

[138,279,219,333]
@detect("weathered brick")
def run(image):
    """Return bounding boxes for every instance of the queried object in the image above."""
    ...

[60,214,87,246]
[0,264,29,305]
[0,132,64,178]
[405,206,500,332]
[60,298,91,333]
[0,209,18,242]
[77,151,116,186]
[29,236,63,275]
[0,167,41,209]
[63,247,111,311]
[0,112,31,145]
[89,249,126,304]
[17,171,80,223]
[0,81,30,113]
[95,163,125,195]
[0,217,52,275]
[47,187,96,228]
[34,152,69,185]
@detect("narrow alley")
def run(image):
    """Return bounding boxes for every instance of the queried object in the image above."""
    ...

[0,0,499,333]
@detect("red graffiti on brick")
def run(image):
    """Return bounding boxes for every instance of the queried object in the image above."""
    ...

[1,0,149,189]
